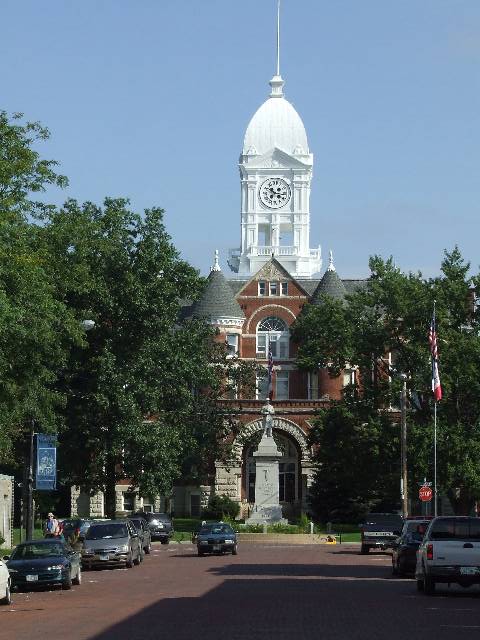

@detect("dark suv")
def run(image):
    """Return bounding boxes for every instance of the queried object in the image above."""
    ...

[135,512,174,544]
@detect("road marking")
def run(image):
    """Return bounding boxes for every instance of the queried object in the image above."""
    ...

[427,607,476,612]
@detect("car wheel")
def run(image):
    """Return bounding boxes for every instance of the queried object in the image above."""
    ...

[360,545,369,555]
[232,545,238,556]
[1,582,11,605]
[416,578,424,592]
[73,567,82,586]
[161,540,169,545]
[145,543,151,555]
[126,553,134,568]
[62,572,72,590]
[197,549,204,557]
[424,575,436,595]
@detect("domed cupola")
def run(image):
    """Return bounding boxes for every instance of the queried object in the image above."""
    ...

[242,75,309,158]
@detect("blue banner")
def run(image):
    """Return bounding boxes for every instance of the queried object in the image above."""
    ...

[35,434,57,491]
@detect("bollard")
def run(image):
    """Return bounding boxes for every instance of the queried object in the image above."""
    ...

[309,521,314,535]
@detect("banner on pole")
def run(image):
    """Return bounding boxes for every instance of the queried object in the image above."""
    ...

[35,434,57,490]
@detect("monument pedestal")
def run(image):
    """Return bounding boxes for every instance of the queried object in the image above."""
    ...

[246,431,287,525]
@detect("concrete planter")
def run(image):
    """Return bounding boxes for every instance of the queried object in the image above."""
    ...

[237,533,338,545]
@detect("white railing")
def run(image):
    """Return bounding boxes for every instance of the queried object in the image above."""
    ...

[249,245,298,257]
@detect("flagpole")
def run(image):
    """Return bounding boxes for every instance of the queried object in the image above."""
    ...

[434,399,438,517]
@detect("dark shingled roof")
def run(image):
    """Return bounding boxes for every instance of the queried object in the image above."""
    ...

[311,268,348,304]
[188,269,245,321]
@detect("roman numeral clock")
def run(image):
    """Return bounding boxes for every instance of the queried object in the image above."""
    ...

[259,177,291,209]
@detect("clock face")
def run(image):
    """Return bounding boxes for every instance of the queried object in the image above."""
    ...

[259,178,291,209]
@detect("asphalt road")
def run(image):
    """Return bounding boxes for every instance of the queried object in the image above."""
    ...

[1,543,480,640]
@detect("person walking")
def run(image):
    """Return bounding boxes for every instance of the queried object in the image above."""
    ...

[44,512,59,538]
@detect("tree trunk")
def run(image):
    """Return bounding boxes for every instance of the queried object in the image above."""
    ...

[104,457,117,519]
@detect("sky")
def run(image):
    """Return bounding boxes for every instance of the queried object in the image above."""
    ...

[1,0,479,278]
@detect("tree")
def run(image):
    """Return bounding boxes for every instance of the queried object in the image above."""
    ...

[295,249,480,517]
[38,198,252,516]
[0,112,76,465]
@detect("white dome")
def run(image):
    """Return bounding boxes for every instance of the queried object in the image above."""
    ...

[242,95,309,157]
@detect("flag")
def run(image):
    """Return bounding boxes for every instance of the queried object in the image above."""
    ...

[428,314,442,401]
[268,348,274,400]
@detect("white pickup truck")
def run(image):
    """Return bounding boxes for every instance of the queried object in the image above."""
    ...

[415,516,480,594]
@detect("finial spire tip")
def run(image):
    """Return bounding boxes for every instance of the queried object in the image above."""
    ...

[211,249,221,272]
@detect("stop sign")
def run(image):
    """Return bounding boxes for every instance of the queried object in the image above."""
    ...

[419,485,433,502]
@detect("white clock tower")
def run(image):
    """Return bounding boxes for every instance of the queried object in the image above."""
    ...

[228,6,321,279]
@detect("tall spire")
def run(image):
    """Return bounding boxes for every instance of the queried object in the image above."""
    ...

[276,0,281,76]
[269,0,284,97]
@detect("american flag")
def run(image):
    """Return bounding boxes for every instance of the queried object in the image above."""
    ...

[267,348,274,383]
[428,313,442,401]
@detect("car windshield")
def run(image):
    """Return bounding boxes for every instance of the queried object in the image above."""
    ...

[364,514,403,527]
[199,525,233,535]
[430,518,480,541]
[12,543,65,559]
[86,524,128,540]
[130,520,143,530]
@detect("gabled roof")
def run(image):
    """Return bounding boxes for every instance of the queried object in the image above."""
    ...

[188,268,245,322]
[235,257,311,297]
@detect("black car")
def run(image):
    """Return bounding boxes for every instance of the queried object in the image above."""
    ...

[391,519,429,576]
[128,517,152,555]
[196,523,238,556]
[360,513,404,554]
[135,512,174,544]
[62,518,94,546]
[5,539,82,590]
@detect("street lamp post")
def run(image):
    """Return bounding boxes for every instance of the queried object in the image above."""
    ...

[400,373,408,519]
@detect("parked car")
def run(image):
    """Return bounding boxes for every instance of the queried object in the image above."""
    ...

[196,522,238,556]
[81,520,142,569]
[391,519,430,576]
[62,518,94,546]
[128,517,152,555]
[416,516,480,594]
[359,513,404,554]
[5,539,81,591]
[135,512,174,544]
[0,557,11,604]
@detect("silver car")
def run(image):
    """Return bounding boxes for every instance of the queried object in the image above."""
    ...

[81,520,142,569]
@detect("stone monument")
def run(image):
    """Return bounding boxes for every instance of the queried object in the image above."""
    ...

[246,401,287,525]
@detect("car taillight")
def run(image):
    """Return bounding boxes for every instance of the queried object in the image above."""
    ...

[426,543,433,560]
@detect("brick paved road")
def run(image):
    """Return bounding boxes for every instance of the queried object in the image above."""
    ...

[1,543,479,640]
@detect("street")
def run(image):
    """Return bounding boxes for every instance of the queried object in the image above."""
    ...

[2,543,479,640]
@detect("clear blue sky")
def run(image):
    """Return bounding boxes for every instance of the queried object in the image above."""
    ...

[2,0,479,277]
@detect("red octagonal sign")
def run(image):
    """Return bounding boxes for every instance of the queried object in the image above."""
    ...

[419,485,433,502]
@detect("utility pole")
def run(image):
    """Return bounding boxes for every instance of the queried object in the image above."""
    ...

[400,374,408,519]
[25,421,35,540]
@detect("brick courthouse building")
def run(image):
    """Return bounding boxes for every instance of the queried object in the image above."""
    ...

[173,68,364,520]
[72,33,364,520]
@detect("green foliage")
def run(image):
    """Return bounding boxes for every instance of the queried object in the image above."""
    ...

[202,494,240,520]
[0,113,77,464]
[297,248,480,517]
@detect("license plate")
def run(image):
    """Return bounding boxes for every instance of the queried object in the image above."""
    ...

[460,567,478,575]
[99,554,110,561]
[212,545,221,551]
[26,574,38,582]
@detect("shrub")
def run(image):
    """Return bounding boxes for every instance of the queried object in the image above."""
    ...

[202,494,240,520]
[0,535,4,547]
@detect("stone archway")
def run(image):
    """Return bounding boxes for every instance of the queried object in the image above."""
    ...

[214,417,313,519]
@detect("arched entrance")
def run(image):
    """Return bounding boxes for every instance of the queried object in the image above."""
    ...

[244,431,300,508]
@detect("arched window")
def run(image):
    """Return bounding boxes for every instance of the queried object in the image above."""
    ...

[256,316,289,359]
